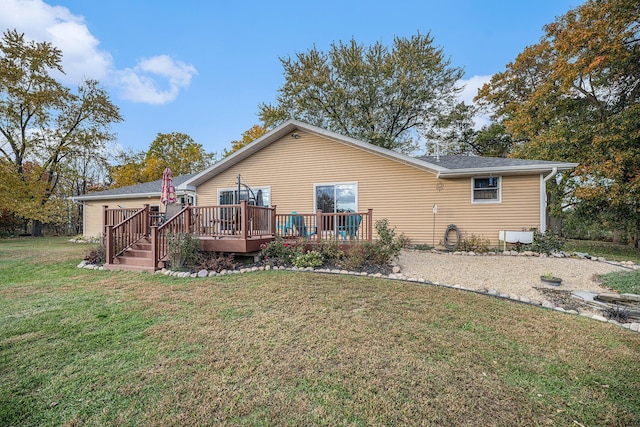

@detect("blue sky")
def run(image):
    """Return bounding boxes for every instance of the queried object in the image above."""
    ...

[1,0,577,158]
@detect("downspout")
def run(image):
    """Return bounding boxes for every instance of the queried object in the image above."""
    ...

[540,167,558,233]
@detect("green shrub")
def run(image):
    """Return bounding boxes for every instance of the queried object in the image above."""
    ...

[458,234,491,253]
[530,229,565,254]
[367,219,407,265]
[166,232,199,270]
[293,250,324,268]
[260,237,302,266]
[317,239,344,263]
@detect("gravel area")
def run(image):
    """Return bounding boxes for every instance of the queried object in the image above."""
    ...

[398,250,630,302]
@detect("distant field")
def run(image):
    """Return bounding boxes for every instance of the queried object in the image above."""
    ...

[1,237,639,426]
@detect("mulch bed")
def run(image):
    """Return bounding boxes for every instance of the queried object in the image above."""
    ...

[533,287,590,311]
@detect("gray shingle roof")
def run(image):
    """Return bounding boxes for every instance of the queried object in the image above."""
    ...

[73,173,195,200]
[416,155,566,170]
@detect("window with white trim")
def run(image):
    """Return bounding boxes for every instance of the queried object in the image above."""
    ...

[472,177,501,203]
[314,182,357,213]
[218,186,271,206]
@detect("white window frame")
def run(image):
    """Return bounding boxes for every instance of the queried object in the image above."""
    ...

[217,186,271,206]
[471,176,501,204]
[313,182,358,212]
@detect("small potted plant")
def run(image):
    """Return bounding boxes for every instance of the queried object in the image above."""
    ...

[540,272,562,286]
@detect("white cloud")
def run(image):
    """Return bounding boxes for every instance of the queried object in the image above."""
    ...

[457,75,493,129]
[116,56,198,105]
[0,0,197,104]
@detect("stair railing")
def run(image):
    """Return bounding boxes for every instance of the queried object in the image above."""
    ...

[105,205,150,265]
[151,204,191,269]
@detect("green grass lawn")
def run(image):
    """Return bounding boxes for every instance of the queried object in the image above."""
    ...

[565,239,640,294]
[566,239,640,264]
[1,237,640,426]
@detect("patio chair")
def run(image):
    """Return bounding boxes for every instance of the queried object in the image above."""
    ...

[290,212,316,238]
[161,204,183,224]
[337,213,362,242]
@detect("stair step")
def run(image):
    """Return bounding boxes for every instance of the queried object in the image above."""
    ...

[116,256,155,267]
[132,243,152,250]
[124,249,152,258]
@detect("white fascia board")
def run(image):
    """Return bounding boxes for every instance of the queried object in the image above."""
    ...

[71,189,189,202]
[437,162,579,178]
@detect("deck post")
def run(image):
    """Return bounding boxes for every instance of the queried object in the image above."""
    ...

[367,209,373,242]
[316,209,323,242]
[271,205,277,235]
[143,204,149,236]
[150,226,158,268]
[240,200,248,239]
[102,205,108,235]
[185,206,191,233]
[105,225,114,265]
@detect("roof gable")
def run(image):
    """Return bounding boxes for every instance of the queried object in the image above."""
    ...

[182,120,578,188]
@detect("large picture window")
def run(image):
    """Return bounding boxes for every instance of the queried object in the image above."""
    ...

[472,177,501,203]
[315,182,357,213]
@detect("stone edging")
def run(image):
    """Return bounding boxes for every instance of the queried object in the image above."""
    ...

[77,259,640,334]
[421,248,639,270]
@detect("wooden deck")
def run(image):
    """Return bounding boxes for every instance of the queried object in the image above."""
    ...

[102,202,373,271]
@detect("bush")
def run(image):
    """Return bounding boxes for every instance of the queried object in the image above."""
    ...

[317,240,344,263]
[458,234,491,253]
[367,219,407,265]
[195,252,237,272]
[530,229,565,254]
[84,234,106,265]
[339,245,368,271]
[293,250,324,268]
[261,237,302,266]
[166,232,199,270]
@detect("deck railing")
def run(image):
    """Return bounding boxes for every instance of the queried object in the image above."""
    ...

[103,203,372,270]
[151,201,276,267]
[104,205,149,264]
[275,209,373,243]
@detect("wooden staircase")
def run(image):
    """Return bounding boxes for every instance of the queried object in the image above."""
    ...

[104,237,158,272]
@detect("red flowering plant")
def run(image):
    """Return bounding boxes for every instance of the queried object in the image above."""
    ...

[260,237,302,267]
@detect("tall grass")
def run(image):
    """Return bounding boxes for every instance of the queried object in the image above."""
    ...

[1,237,639,426]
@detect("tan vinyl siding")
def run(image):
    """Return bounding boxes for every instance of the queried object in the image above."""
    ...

[196,130,542,246]
[83,197,162,238]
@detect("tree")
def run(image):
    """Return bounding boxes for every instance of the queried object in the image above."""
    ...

[110,132,215,188]
[259,33,464,153]
[475,0,640,242]
[0,29,122,236]
[224,124,267,157]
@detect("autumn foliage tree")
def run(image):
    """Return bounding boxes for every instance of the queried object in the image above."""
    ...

[259,33,464,154]
[110,132,215,187]
[476,0,640,242]
[224,124,267,157]
[0,29,122,236]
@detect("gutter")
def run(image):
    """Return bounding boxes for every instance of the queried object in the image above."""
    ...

[543,167,558,182]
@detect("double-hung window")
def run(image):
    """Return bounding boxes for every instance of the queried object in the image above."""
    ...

[472,177,501,203]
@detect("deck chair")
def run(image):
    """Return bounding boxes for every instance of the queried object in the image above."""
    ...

[338,213,362,242]
[161,204,183,224]
[290,213,316,238]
